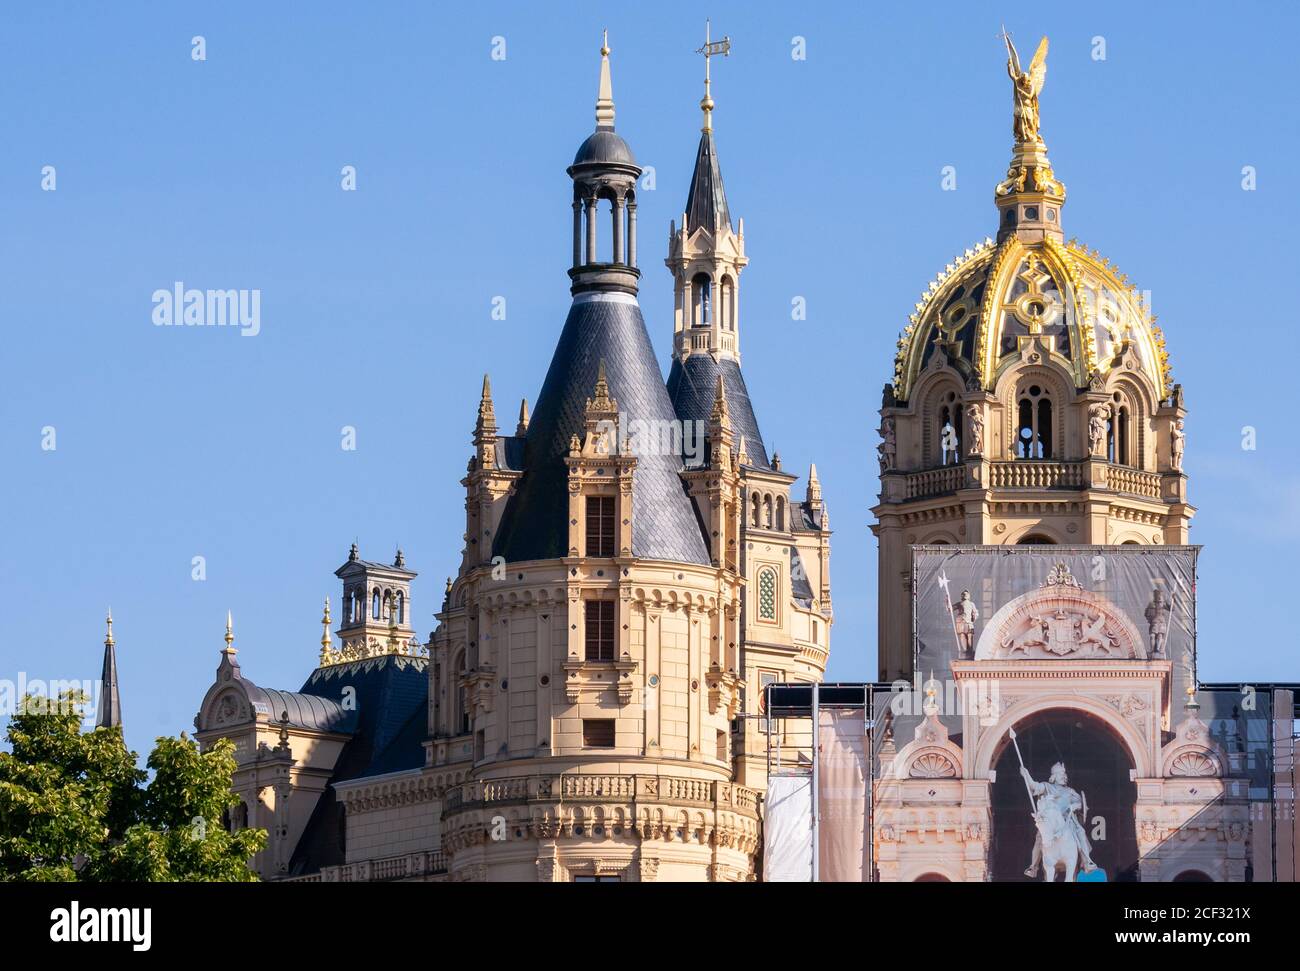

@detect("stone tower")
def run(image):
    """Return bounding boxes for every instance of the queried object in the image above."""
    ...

[428,36,762,882]
[870,35,1194,682]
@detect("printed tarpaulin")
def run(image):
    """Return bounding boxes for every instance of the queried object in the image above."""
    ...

[817,707,868,882]
[763,775,812,882]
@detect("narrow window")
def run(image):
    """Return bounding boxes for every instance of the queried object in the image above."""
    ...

[396,591,405,625]
[716,729,728,761]
[372,589,381,619]
[585,496,615,557]
[583,719,615,748]
[757,567,778,622]
[585,600,615,661]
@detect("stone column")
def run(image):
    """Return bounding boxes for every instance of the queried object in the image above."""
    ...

[584,196,597,264]
[612,196,624,264]
[627,202,637,267]
[572,200,582,268]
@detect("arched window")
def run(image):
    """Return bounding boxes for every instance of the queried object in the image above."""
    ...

[1107,392,1132,467]
[775,495,786,532]
[396,591,405,625]
[1015,384,1053,459]
[1017,534,1056,545]
[454,651,469,735]
[762,495,773,529]
[372,589,381,619]
[756,567,778,622]
[719,275,735,330]
[751,493,761,527]
[938,390,962,465]
[692,272,712,327]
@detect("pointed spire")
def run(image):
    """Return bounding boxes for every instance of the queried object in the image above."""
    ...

[807,463,823,504]
[475,373,499,469]
[477,374,496,429]
[96,609,121,730]
[319,597,333,665]
[223,610,236,654]
[736,435,750,467]
[710,373,730,425]
[685,23,732,232]
[516,398,530,436]
[588,360,615,411]
[595,30,615,130]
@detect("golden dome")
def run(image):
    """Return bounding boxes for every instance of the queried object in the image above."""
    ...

[891,235,1171,403]
[890,33,1171,404]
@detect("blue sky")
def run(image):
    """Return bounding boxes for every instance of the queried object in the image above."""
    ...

[2,1,1296,759]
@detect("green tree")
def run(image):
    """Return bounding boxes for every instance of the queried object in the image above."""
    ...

[0,693,265,881]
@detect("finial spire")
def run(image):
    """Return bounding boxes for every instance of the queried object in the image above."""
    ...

[696,20,730,133]
[595,30,615,130]
[223,610,236,653]
[517,398,530,436]
[97,608,122,730]
[319,597,333,664]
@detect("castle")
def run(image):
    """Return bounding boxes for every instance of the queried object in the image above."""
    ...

[189,33,832,883]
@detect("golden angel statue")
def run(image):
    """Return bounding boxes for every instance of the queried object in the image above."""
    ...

[1005,32,1048,144]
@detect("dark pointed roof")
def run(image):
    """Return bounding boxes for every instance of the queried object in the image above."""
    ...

[492,293,710,565]
[684,130,730,233]
[667,355,768,469]
[96,627,121,730]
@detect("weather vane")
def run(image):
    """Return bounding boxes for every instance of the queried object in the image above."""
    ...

[695,20,731,132]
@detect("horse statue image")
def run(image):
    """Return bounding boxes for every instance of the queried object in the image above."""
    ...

[1008,730,1101,882]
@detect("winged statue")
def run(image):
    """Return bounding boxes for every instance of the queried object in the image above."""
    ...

[1005,33,1048,144]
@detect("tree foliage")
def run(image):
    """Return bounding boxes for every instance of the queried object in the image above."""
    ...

[0,693,265,881]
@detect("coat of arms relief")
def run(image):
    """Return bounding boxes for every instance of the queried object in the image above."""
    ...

[973,562,1146,661]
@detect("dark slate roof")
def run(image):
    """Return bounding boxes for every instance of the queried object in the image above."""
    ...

[287,655,428,876]
[790,547,815,607]
[494,435,526,472]
[797,499,827,532]
[684,130,730,233]
[493,293,710,565]
[260,689,355,734]
[666,354,769,469]
[573,130,636,167]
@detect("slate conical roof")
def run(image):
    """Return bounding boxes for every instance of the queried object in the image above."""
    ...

[684,130,730,234]
[667,355,768,469]
[492,292,710,565]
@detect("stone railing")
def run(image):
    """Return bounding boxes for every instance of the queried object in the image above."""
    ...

[904,464,966,499]
[281,849,448,883]
[989,460,1084,490]
[445,773,758,815]
[1103,464,1163,499]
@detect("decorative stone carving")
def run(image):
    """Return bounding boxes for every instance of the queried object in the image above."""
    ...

[975,562,1144,660]
[909,752,958,778]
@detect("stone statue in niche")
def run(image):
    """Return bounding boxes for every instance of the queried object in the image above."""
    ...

[1170,418,1185,472]
[1087,403,1111,457]
[1144,588,1171,658]
[965,405,984,456]
[877,417,897,472]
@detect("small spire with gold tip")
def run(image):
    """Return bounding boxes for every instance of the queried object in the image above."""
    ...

[105,608,114,647]
[223,610,236,654]
[319,597,333,665]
